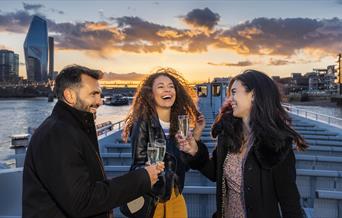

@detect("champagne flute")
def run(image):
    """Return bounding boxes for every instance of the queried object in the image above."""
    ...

[146,142,158,165]
[154,138,166,176]
[155,139,166,162]
[178,115,189,139]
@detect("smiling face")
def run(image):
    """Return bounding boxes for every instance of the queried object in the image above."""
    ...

[228,80,253,121]
[152,75,176,110]
[74,74,103,119]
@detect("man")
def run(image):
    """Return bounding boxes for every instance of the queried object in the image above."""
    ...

[23,65,163,218]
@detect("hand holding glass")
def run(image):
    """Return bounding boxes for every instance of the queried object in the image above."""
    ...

[155,139,166,162]
[147,143,158,164]
[147,139,166,165]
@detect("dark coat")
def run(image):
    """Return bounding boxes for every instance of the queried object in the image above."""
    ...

[189,132,303,218]
[130,116,190,200]
[23,101,151,218]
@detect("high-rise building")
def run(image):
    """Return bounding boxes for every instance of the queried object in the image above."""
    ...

[0,49,19,82]
[24,16,48,82]
[48,36,54,79]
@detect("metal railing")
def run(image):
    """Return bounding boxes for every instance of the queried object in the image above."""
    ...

[96,119,125,140]
[0,119,126,169]
[282,103,342,129]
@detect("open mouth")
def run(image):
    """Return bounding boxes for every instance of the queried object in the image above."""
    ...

[161,95,172,100]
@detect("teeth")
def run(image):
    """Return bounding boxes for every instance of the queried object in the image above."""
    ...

[162,95,171,99]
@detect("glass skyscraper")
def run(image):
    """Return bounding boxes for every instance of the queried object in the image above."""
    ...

[24,16,48,82]
[0,49,19,82]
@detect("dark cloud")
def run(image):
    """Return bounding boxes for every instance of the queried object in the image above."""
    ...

[48,21,124,56]
[23,3,44,11]
[169,33,216,53]
[0,10,33,33]
[1,8,341,59]
[116,16,167,43]
[216,17,342,57]
[269,58,316,66]
[51,8,64,15]
[103,72,146,81]
[98,10,105,19]
[115,16,197,53]
[268,59,295,66]
[183,8,220,30]
[208,60,253,67]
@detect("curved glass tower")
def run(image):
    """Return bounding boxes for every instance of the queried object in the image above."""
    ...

[24,16,48,82]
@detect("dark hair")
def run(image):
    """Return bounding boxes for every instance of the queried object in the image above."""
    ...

[122,67,199,141]
[54,65,103,101]
[212,69,307,152]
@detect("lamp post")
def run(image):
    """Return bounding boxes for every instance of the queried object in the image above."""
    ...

[336,54,342,95]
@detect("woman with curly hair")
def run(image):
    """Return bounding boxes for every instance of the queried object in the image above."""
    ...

[177,69,307,218]
[122,67,203,218]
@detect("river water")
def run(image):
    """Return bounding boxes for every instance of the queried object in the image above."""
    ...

[0,98,341,160]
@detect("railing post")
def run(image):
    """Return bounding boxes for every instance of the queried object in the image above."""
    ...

[10,134,30,168]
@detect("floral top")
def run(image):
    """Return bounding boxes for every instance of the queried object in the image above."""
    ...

[222,137,253,218]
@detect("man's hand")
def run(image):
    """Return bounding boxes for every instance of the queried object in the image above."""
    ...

[145,162,164,186]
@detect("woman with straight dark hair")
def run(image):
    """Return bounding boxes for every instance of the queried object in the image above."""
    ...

[177,69,307,218]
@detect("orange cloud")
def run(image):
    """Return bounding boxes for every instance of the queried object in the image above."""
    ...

[156,29,184,39]
[238,27,263,39]
[208,60,254,67]
[217,36,238,46]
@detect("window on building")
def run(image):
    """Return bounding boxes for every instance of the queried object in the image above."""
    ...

[197,85,208,97]
[212,84,221,96]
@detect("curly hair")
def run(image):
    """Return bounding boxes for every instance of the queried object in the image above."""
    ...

[122,67,200,141]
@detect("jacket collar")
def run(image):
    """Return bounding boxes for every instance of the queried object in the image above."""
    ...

[150,114,161,128]
[216,117,292,169]
[251,136,291,169]
[52,100,95,132]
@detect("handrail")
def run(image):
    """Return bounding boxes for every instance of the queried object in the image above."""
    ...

[282,103,342,129]
[96,119,125,139]
[0,120,126,167]
[0,140,11,146]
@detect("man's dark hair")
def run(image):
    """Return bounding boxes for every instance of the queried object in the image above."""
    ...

[54,65,103,100]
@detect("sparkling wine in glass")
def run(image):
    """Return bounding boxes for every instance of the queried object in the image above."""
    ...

[155,139,166,162]
[147,143,158,164]
[178,115,189,138]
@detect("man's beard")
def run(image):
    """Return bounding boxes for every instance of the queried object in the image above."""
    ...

[74,96,98,120]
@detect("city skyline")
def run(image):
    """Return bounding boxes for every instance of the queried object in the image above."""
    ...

[0,0,342,82]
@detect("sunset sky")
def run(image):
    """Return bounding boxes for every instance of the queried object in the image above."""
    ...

[1,0,342,82]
